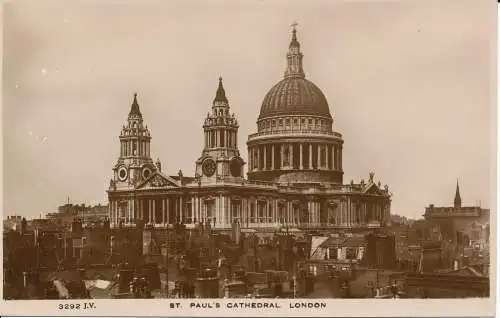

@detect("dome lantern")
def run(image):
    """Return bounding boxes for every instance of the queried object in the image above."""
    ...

[258,24,332,120]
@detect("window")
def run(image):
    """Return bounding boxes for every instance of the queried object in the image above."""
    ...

[346,247,357,260]
[286,119,290,126]
[279,120,283,126]
[294,119,298,125]
[308,119,312,125]
[272,120,276,126]
[328,247,338,260]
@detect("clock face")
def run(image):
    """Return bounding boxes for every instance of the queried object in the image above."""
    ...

[142,167,152,179]
[118,167,128,181]
[202,158,216,177]
[230,158,242,177]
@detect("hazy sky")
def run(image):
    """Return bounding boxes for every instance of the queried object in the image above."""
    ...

[2,0,496,220]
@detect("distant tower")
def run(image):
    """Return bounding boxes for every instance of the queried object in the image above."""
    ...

[110,93,156,189]
[195,77,245,184]
[454,179,462,209]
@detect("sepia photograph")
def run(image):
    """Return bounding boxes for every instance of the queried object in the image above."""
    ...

[1,0,497,316]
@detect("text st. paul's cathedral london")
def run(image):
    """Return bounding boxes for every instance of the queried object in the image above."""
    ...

[107,26,391,234]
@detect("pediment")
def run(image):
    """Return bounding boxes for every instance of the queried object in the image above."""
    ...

[363,182,385,195]
[136,171,180,189]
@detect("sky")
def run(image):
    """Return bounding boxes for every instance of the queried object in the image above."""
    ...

[2,0,496,220]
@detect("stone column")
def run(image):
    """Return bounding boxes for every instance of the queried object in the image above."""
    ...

[263,145,267,170]
[248,147,253,171]
[162,199,166,225]
[307,202,311,224]
[325,145,329,170]
[191,197,195,223]
[289,144,293,169]
[139,199,143,220]
[132,198,135,223]
[317,144,321,169]
[257,147,261,171]
[266,200,270,224]
[315,201,320,224]
[271,144,275,170]
[309,144,313,169]
[242,198,247,227]
[280,144,285,169]
[165,198,170,224]
[179,197,183,223]
[215,196,220,225]
[227,197,231,225]
[108,201,112,224]
[152,199,156,225]
[147,200,152,224]
[339,146,342,170]
[299,143,303,170]
[113,201,116,225]
[332,146,336,170]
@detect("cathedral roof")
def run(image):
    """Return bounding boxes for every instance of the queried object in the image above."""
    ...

[258,25,332,120]
[259,77,331,119]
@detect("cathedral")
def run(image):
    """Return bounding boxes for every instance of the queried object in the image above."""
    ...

[107,26,392,235]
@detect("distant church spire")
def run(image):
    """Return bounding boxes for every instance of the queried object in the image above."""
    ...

[284,22,305,79]
[454,179,462,208]
[129,93,142,117]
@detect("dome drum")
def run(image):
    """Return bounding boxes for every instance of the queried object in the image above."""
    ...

[248,170,343,184]
[246,138,344,185]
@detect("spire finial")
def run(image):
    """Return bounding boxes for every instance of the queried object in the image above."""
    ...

[290,21,299,45]
[129,92,142,117]
[454,178,462,208]
[213,76,228,104]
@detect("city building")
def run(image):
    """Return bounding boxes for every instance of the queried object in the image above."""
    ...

[106,27,391,236]
[423,181,490,247]
[46,203,109,228]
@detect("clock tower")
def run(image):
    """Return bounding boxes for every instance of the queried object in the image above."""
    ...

[110,93,157,190]
[195,77,245,184]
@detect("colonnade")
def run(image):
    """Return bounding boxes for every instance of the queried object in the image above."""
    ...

[109,193,389,229]
[204,128,237,149]
[248,142,342,172]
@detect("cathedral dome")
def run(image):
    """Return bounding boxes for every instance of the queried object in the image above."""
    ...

[258,25,332,120]
[259,77,331,119]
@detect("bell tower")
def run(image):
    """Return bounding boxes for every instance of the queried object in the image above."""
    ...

[195,77,245,184]
[110,93,157,190]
